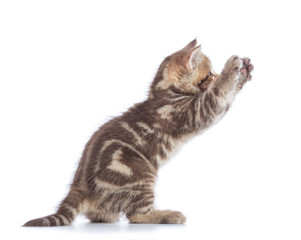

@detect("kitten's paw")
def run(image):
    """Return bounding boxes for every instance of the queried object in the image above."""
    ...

[216,55,243,92]
[128,210,186,224]
[240,57,254,80]
[223,55,243,79]
[236,58,254,90]
[228,55,242,71]
[159,210,186,224]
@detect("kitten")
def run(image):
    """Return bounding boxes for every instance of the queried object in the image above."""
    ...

[23,39,253,226]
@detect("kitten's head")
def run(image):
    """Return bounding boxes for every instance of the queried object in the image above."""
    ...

[150,39,217,97]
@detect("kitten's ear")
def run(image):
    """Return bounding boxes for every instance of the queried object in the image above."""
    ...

[182,39,198,51]
[184,45,203,72]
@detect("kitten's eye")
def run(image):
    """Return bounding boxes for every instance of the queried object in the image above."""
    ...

[208,71,216,78]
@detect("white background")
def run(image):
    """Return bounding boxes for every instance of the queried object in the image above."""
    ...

[1,0,300,239]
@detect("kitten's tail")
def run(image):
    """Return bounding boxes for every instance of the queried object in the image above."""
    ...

[23,188,86,227]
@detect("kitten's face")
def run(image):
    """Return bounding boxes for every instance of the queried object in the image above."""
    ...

[150,40,218,97]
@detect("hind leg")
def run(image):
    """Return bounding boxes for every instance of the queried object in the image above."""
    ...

[85,210,120,223]
[125,189,186,224]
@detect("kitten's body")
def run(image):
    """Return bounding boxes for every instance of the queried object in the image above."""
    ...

[24,40,253,226]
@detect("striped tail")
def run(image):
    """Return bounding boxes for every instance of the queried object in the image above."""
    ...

[23,188,85,227]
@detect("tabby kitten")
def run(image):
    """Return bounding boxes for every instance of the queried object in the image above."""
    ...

[24,39,253,226]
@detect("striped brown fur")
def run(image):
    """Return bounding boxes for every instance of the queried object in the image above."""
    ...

[23,39,253,226]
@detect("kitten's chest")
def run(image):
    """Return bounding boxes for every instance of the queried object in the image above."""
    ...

[153,132,195,167]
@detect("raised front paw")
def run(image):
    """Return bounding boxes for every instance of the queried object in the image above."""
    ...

[226,55,242,73]
[220,55,243,83]
[236,57,254,90]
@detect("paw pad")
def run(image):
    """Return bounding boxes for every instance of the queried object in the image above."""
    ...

[240,57,254,81]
